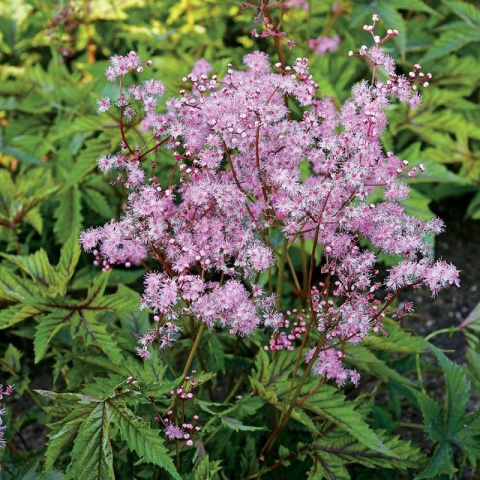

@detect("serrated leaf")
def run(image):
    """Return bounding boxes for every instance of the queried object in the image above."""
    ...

[61,134,114,191]
[1,249,56,287]
[54,186,83,244]
[414,442,455,479]
[312,427,424,473]
[421,28,480,62]
[194,455,222,480]
[34,313,66,363]
[44,404,97,473]
[344,344,416,386]
[431,345,470,435]
[409,389,445,443]
[220,416,267,432]
[82,187,116,219]
[300,381,392,456]
[65,402,114,480]
[443,0,480,27]
[109,400,181,480]
[24,206,43,234]
[71,310,123,364]
[57,231,81,287]
[0,267,43,302]
[362,318,427,354]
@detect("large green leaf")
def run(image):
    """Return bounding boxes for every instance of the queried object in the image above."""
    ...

[109,399,181,480]
[65,402,114,480]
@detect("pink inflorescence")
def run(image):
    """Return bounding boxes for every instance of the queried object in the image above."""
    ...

[156,371,202,447]
[81,18,459,386]
[265,309,308,351]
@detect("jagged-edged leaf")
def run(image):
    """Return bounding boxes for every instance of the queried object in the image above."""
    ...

[421,28,480,62]
[203,334,226,374]
[299,381,392,455]
[54,186,83,244]
[409,346,480,478]
[90,283,140,312]
[109,400,181,480]
[344,344,416,386]
[250,350,297,404]
[57,231,81,286]
[34,312,67,363]
[431,345,470,436]
[386,0,442,17]
[0,303,41,329]
[415,443,455,479]
[0,267,43,302]
[220,416,267,432]
[70,310,123,364]
[65,402,114,480]
[44,403,98,473]
[1,249,56,287]
[82,187,117,218]
[86,271,111,303]
[0,137,45,165]
[61,133,115,191]
[450,411,480,466]
[409,389,445,443]
[24,206,43,234]
[443,0,480,26]
[194,455,222,480]
[311,427,424,474]
[362,319,427,354]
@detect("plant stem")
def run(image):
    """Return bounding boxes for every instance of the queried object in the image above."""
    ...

[276,239,288,310]
[181,322,206,380]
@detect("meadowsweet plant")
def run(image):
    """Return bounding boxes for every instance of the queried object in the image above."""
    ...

[76,11,465,477]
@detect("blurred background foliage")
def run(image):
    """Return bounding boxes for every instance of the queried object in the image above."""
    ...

[0,0,479,478]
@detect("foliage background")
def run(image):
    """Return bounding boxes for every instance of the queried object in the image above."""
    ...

[0,0,479,479]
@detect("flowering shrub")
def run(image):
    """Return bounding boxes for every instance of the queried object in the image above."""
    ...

[82,17,458,372]
[1,2,480,479]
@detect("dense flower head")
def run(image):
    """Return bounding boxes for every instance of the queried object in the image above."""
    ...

[82,18,458,385]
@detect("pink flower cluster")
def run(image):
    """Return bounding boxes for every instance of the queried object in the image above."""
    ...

[81,18,459,386]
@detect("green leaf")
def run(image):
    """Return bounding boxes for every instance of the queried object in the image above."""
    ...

[344,344,416,386]
[0,133,46,165]
[54,186,83,244]
[312,427,424,475]
[57,231,81,287]
[362,318,427,354]
[0,267,42,302]
[410,389,445,443]
[300,381,392,456]
[220,416,267,432]
[443,1,480,27]
[44,404,97,473]
[194,455,222,480]
[82,187,117,219]
[1,249,56,287]
[431,345,470,436]
[109,400,181,480]
[34,313,66,363]
[71,310,123,364]
[421,28,480,62]
[65,402,114,480]
[415,443,455,479]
